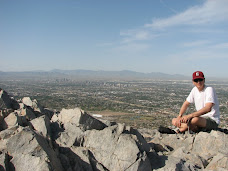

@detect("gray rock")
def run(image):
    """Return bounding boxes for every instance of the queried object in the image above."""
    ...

[6,127,63,171]
[140,128,228,170]
[59,146,106,171]
[57,108,85,125]
[3,112,23,129]
[56,123,84,147]
[22,97,43,113]
[171,147,207,169]
[21,97,50,119]
[156,156,199,171]
[22,97,33,107]
[83,124,152,171]
[0,126,19,152]
[30,115,52,138]
[58,108,107,131]
[20,106,37,120]
[206,153,228,170]
[0,89,19,110]
[192,131,228,160]
[129,126,151,153]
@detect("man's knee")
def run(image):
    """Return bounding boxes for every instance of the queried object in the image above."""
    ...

[190,117,207,127]
[190,117,200,124]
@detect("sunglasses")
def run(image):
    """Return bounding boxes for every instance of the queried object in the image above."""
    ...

[194,78,204,83]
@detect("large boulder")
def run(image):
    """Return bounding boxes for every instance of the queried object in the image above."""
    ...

[192,130,228,160]
[83,124,152,171]
[30,115,52,139]
[6,127,63,171]
[55,123,84,147]
[22,97,33,107]
[57,108,107,131]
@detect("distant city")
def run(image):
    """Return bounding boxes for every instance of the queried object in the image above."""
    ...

[0,70,227,129]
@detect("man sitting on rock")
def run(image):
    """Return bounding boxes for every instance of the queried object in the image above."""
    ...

[172,71,220,133]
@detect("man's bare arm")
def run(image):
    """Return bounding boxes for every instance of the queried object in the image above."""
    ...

[181,103,213,123]
[178,100,190,117]
[173,101,190,127]
[190,103,213,118]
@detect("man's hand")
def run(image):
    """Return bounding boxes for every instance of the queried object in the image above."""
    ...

[174,115,182,128]
[180,114,192,123]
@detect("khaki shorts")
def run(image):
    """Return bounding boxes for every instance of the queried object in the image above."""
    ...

[199,117,218,132]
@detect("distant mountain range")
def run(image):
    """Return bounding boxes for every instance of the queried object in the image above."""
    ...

[0,69,189,80]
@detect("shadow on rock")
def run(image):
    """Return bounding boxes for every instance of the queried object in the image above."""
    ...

[147,151,168,170]
[216,128,228,134]
[59,147,107,171]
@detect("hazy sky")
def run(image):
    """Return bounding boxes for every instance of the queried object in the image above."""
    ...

[1,0,228,77]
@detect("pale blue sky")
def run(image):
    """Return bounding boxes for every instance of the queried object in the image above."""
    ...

[1,0,228,77]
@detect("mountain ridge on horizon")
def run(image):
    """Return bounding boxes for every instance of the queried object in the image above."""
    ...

[0,69,226,80]
[0,69,189,80]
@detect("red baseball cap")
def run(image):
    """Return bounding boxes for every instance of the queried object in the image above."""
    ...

[192,71,204,80]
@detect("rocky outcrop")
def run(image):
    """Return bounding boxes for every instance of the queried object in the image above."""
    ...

[0,90,153,171]
[0,89,228,170]
[138,127,228,170]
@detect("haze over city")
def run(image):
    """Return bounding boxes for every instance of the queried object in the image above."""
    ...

[1,0,228,78]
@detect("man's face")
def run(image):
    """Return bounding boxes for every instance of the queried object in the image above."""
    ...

[193,78,205,91]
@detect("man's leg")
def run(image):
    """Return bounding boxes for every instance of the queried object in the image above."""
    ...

[190,117,207,128]
[192,117,218,132]
[172,117,207,133]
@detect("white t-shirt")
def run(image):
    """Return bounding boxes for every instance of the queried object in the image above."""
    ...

[186,85,220,124]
